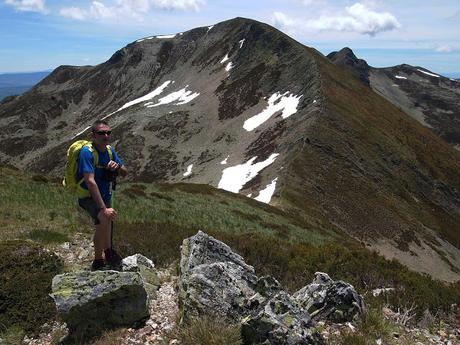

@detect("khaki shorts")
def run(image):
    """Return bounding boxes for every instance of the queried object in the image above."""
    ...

[78,198,111,225]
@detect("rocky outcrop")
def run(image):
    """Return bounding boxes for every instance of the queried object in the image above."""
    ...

[122,254,160,298]
[50,270,149,341]
[293,272,365,322]
[179,230,259,321]
[179,231,333,344]
[241,290,323,345]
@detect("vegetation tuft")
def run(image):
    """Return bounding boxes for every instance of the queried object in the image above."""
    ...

[27,229,70,244]
[0,241,63,336]
[168,316,242,345]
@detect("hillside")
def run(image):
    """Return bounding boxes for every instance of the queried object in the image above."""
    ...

[1,165,459,344]
[0,17,459,281]
[328,48,460,150]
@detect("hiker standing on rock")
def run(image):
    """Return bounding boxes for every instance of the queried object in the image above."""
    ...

[76,120,127,271]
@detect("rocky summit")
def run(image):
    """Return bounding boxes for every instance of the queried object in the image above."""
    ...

[0,17,459,281]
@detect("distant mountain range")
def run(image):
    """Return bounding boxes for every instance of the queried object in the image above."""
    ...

[1,17,459,282]
[328,48,460,149]
[0,71,50,101]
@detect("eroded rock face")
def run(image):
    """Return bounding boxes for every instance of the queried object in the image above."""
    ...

[293,272,365,322]
[179,230,258,321]
[242,291,322,345]
[179,231,325,345]
[122,254,160,298]
[50,270,149,341]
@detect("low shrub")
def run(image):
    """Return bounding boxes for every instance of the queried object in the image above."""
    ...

[27,229,70,244]
[0,241,63,335]
[117,223,460,319]
[170,316,242,345]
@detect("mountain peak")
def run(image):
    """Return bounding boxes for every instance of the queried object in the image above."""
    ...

[327,47,370,85]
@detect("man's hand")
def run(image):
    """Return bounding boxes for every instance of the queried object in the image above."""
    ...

[107,160,120,171]
[98,207,117,221]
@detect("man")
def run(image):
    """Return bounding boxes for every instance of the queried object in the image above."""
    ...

[77,119,128,270]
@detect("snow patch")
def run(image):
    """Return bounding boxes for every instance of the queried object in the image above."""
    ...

[156,34,176,39]
[183,164,193,177]
[146,85,199,107]
[239,39,245,48]
[136,36,154,43]
[207,25,214,32]
[220,54,229,63]
[118,81,173,111]
[392,84,399,87]
[218,153,279,193]
[220,155,229,165]
[72,125,91,139]
[395,75,407,79]
[254,178,278,204]
[313,100,317,103]
[372,288,395,297]
[243,92,302,131]
[225,62,233,72]
[417,69,440,78]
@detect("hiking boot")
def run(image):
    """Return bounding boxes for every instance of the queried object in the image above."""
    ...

[91,259,105,271]
[104,248,123,269]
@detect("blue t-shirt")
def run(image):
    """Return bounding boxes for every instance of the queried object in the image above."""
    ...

[77,144,123,202]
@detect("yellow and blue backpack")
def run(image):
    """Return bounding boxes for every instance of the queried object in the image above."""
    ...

[62,140,113,198]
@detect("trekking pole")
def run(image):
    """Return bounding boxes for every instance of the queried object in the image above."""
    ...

[111,179,115,249]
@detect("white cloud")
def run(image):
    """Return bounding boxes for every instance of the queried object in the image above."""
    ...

[59,6,88,20]
[273,2,400,37]
[60,0,205,21]
[5,0,47,13]
[297,0,323,5]
[435,44,453,53]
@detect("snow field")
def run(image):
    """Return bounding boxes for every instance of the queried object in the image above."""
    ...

[243,92,302,131]
[218,154,279,193]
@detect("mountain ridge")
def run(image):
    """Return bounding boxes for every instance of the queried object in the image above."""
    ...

[0,17,459,281]
[327,47,460,149]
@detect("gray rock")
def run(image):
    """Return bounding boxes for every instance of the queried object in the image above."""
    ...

[182,261,258,321]
[293,272,365,322]
[179,231,258,321]
[179,231,324,344]
[241,291,323,345]
[122,254,160,298]
[50,270,149,341]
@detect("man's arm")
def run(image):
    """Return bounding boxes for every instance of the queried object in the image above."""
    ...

[118,165,128,178]
[83,172,117,221]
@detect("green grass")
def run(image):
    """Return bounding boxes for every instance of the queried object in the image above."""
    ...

[115,181,336,246]
[166,316,242,345]
[0,164,459,333]
[0,240,63,336]
[0,167,84,240]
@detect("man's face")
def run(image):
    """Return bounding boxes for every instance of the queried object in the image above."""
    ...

[92,124,111,146]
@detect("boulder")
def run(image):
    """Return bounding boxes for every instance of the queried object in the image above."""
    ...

[293,272,365,322]
[122,254,160,298]
[241,291,323,345]
[179,231,258,321]
[50,270,149,341]
[179,231,324,345]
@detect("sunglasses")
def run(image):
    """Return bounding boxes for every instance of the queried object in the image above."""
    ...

[94,130,112,135]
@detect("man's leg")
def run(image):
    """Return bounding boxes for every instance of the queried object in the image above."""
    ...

[94,214,112,259]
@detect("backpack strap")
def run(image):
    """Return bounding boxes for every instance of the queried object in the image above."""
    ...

[106,145,113,162]
[75,143,100,198]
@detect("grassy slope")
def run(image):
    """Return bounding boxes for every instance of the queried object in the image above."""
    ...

[1,164,459,318]
[280,49,460,252]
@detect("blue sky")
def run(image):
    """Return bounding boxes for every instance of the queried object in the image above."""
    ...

[1,0,459,77]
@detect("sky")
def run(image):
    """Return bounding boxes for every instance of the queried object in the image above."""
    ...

[1,0,459,77]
